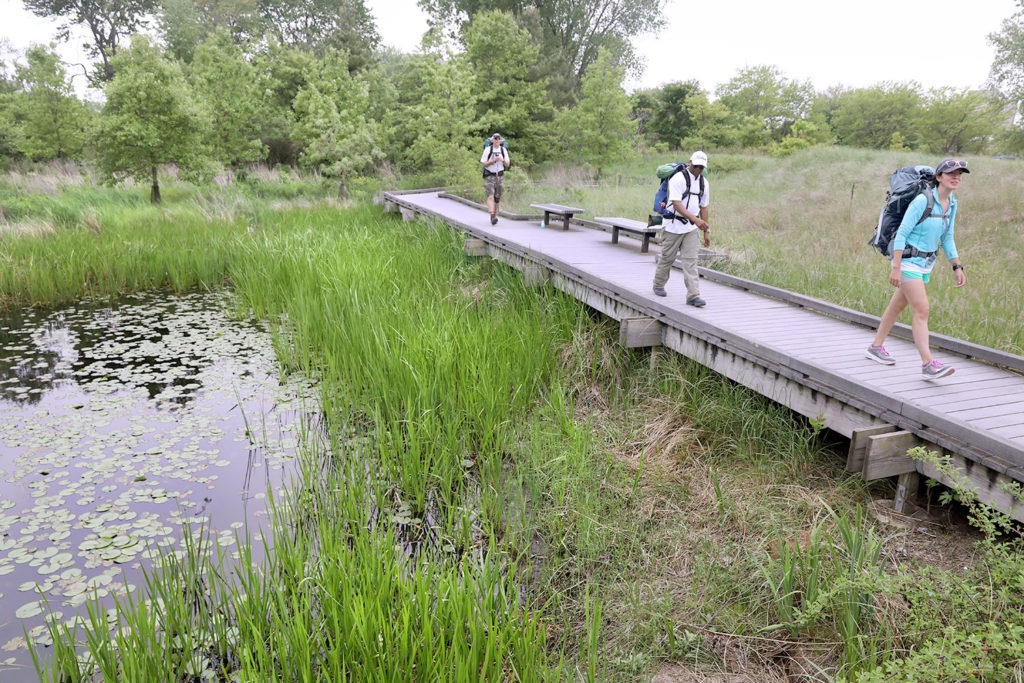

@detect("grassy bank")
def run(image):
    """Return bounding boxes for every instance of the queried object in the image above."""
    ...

[3,153,1024,681]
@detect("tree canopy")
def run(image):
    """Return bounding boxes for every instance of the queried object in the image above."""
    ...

[462,10,551,164]
[259,0,380,69]
[9,45,89,160]
[188,34,266,167]
[2,2,1023,183]
[557,48,634,176]
[418,0,666,89]
[23,0,159,82]
[93,36,213,202]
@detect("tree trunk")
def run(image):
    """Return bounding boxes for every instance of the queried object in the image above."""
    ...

[150,166,161,204]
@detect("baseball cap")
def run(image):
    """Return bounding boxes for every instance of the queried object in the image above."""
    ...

[690,151,708,167]
[935,158,969,174]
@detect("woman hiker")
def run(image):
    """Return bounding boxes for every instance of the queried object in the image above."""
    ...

[864,158,968,380]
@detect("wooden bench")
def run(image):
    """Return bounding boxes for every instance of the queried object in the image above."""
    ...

[529,203,586,231]
[595,216,660,253]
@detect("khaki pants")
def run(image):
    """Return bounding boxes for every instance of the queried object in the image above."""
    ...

[652,229,700,301]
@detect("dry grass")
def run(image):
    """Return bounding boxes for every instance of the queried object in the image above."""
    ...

[502,147,1024,355]
[2,216,59,237]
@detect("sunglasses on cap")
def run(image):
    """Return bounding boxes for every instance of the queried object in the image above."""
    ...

[936,159,969,174]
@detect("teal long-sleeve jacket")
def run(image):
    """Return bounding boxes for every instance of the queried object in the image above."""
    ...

[891,187,959,272]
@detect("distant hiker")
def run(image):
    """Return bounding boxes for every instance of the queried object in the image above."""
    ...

[865,158,968,380]
[652,151,711,307]
[481,133,509,225]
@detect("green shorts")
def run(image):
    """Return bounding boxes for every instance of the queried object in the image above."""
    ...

[900,270,931,283]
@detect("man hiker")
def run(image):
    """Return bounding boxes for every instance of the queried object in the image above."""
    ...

[652,151,711,307]
[481,133,509,225]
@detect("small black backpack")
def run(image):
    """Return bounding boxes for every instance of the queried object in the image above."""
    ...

[868,165,936,256]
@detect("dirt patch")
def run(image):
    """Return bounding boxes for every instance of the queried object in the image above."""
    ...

[651,662,783,683]
[871,496,983,574]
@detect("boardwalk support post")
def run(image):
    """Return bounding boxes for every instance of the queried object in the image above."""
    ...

[847,425,898,473]
[464,238,488,257]
[400,207,417,221]
[894,471,920,513]
[861,431,919,481]
[619,317,663,348]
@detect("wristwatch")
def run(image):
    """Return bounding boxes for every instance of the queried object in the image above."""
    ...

[952,263,965,271]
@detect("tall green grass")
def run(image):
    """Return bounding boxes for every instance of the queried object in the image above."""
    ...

[18,202,575,680]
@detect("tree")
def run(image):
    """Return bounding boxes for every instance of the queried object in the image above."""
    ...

[556,48,634,176]
[0,44,20,163]
[679,90,741,150]
[628,88,657,147]
[189,34,266,167]
[829,83,924,150]
[989,2,1024,103]
[715,65,816,143]
[159,0,262,63]
[418,0,666,88]
[249,43,317,165]
[258,0,380,70]
[93,36,214,203]
[291,51,383,196]
[770,118,834,158]
[23,0,159,82]
[919,87,1003,155]
[10,45,90,160]
[988,1,1024,152]
[462,10,552,164]
[378,53,479,184]
[644,80,703,150]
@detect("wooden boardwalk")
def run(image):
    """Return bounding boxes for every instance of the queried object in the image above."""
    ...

[383,189,1024,521]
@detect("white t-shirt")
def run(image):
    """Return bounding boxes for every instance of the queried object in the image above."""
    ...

[481,144,509,174]
[664,169,709,235]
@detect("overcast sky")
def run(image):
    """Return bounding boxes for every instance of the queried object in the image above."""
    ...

[2,0,1019,95]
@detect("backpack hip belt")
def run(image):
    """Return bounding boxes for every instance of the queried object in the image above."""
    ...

[901,244,937,259]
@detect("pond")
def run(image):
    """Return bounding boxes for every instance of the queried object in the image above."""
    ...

[0,291,317,681]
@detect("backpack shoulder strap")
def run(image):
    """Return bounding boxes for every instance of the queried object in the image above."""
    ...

[915,189,935,225]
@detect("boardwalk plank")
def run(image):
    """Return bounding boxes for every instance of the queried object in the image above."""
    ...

[973,412,1024,430]
[953,400,1024,421]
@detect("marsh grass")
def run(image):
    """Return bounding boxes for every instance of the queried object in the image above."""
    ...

[22,198,574,680]
[5,156,1024,681]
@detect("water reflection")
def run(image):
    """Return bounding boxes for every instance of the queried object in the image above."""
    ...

[0,294,265,408]
[0,291,318,681]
